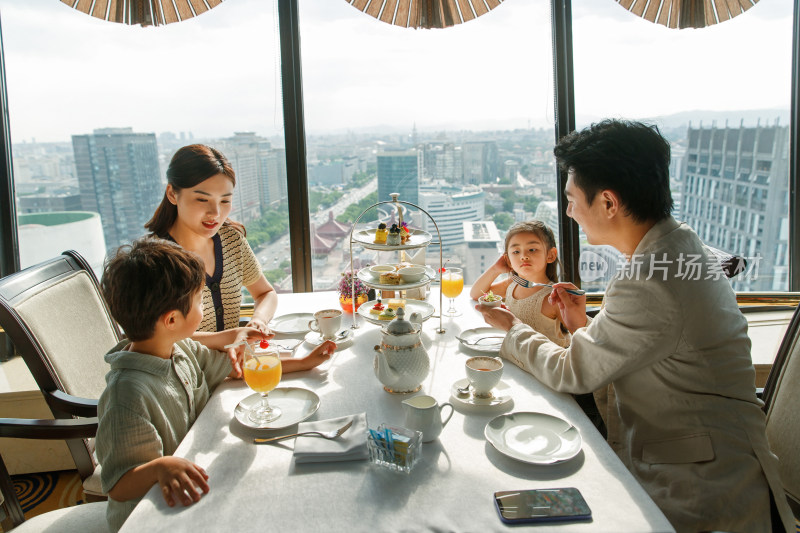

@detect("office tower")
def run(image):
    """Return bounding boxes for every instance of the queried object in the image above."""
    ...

[418,183,484,251]
[460,220,502,285]
[377,151,419,205]
[462,141,498,185]
[72,127,162,253]
[419,142,462,182]
[680,123,789,290]
[220,132,269,224]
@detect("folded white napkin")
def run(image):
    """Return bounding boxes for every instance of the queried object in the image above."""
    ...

[293,413,368,464]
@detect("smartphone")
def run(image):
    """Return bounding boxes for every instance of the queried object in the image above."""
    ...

[494,487,592,524]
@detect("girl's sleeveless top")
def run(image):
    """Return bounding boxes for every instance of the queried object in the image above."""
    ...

[504,284,571,348]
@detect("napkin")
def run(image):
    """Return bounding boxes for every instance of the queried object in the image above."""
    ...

[293,413,368,464]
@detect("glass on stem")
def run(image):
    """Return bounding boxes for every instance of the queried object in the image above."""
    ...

[242,343,283,424]
[441,267,464,317]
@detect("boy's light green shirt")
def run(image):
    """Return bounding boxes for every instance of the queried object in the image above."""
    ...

[96,338,232,532]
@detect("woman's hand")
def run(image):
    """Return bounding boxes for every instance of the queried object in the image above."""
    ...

[548,283,587,333]
[247,317,271,336]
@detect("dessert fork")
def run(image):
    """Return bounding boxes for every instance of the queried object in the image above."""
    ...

[511,274,585,295]
[253,420,353,444]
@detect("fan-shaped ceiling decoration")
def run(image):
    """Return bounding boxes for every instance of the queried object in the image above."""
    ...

[615,0,759,29]
[346,0,504,29]
[59,0,224,27]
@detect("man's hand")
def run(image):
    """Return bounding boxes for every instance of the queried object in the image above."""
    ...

[548,283,587,333]
[155,456,209,507]
[474,304,521,332]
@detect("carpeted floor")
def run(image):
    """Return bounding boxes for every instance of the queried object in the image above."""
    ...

[10,469,85,520]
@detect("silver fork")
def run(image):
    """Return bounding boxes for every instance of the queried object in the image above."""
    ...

[511,274,585,295]
[253,420,353,444]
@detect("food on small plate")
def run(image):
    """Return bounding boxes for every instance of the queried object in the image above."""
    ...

[399,222,411,243]
[387,298,405,310]
[478,291,503,307]
[374,223,388,244]
[379,271,402,285]
[370,300,386,315]
[386,224,402,246]
[378,308,397,321]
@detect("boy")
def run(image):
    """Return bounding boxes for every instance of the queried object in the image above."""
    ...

[97,237,333,531]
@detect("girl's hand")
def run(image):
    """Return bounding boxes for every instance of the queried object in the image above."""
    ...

[155,456,209,508]
[548,283,587,333]
[491,254,511,274]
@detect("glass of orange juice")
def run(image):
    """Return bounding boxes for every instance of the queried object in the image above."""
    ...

[243,344,283,424]
[441,267,464,317]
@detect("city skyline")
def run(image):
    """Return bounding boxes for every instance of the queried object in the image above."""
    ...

[0,0,793,143]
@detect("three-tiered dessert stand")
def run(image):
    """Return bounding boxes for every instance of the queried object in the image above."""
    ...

[347,193,446,333]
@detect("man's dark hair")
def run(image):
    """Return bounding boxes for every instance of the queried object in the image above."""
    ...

[554,119,673,223]
[101,237,205,342]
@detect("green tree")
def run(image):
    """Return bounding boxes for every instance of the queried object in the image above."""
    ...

[264,268,288,285]
[493,212,514,231]
[337,192,378,224]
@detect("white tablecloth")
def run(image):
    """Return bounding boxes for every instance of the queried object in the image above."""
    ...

[121,290,674,532]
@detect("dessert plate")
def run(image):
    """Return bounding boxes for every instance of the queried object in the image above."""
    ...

[352,228,432,251]
[357,299,435,326]
[356,266,435,290]
[456,328,506,353]
[450,378,512,407]
[234,387,320,430]
[484,412,582,464]
[268,313,315,335]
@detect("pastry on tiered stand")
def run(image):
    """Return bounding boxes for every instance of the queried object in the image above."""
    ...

[386,224,401,245]
[374,223,388,244]
[399,222,411,244]
[378,308,397,321]
[370,300,386,315]
[379,271,402,285]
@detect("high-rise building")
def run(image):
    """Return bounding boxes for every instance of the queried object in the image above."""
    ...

[419,142,462,182]
[377,151,419,205]
[680,123,789,290]
[418,183,484,251]
[462,141,498,185]
[220,132,270,224]
[72,127,162,252]
[459,220,502,285]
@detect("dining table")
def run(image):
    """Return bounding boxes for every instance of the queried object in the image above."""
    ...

[121,288,675,532]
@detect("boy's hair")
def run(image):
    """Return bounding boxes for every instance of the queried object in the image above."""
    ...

[504,220,560,283]
[553,119,673,223]
[101,237,205,342]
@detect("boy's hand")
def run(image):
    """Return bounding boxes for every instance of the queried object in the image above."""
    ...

[548,283,587,333]
[284,340,336,372]
[227,327,272,378]
[155,456,209,507]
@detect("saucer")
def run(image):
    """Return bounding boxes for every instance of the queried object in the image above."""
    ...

[304,329,354,348]
[450,378,512,407]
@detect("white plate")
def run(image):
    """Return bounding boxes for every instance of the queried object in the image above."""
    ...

[456,328,506,353]
[268,313,315,335]
[356,266,435,290]
[357,299,436,325]
[450,378,512,407]
[234,387,320,429]
[352,228,433,251]
[304,329,354,347]
[484,412,582,464]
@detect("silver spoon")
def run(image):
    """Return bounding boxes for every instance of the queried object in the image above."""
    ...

[456,383,472,396]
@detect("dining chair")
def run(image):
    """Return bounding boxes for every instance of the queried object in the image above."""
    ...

[0,417,107,532]
[0,250,122,498]
[762,303,800,521]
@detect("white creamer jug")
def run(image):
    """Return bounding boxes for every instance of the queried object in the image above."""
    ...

[402,395,454,442]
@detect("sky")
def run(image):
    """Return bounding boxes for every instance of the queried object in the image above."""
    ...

[0,0,793,143]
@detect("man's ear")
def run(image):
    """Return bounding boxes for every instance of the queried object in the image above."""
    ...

[599,189,621,219]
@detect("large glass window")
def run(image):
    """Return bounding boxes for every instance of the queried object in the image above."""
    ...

[298,0,558,299]
[1,0,291,296]
[572,0,793,292]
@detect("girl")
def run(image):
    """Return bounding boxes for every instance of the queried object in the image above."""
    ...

[470,220,569,347]
[145,144,277,335]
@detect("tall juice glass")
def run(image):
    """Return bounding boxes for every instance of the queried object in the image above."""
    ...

[243,345,282,424]
[441,267,464,317]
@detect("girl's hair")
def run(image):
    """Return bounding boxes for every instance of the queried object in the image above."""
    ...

[504,220,561,283]
[145,144,245,237]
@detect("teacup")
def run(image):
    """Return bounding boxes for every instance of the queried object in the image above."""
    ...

[465,356,504,398]
[308,309,342,340]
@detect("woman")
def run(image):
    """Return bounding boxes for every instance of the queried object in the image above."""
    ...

[145,144,276,335]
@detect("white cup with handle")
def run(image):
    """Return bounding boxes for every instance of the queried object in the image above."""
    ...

[465,356,504,398]
[308,309,342,340]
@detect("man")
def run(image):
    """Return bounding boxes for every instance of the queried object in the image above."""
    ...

[477,119,793,532]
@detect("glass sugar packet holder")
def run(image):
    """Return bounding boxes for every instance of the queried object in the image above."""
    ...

[367,424,422,474]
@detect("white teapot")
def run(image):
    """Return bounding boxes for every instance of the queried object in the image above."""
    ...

[373,308,430,393]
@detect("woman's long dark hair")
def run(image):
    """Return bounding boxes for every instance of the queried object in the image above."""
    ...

[145,144,245,237]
